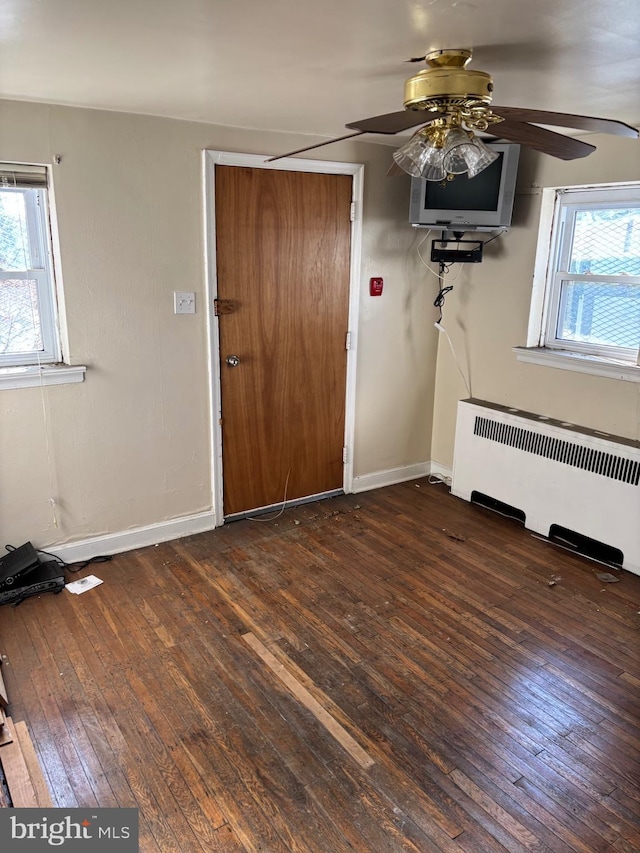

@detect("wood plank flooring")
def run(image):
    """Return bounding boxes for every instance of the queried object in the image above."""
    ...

[0,480,639,851]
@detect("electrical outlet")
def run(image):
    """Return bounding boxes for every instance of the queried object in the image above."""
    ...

[174,291,196,314]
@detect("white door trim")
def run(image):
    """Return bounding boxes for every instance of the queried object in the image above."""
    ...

[203,150,364,526]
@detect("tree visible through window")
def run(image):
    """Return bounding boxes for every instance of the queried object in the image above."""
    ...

[0,165,60,367]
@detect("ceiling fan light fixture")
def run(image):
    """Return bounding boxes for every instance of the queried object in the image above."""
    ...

[268,46,638,167]
[393,121,499,181]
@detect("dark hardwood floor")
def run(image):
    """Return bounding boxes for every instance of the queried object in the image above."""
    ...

[1,480,639,851]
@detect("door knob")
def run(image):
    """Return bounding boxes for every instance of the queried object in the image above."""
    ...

[225,355,241,367]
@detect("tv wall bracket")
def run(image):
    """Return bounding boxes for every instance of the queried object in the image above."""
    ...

[431,234,483,264]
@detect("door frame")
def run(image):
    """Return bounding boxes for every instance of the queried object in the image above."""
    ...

[203,149,364,527]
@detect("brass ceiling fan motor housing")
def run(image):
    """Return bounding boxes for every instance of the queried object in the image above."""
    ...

[403,49,494,114]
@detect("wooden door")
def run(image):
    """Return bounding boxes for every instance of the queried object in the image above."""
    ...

[215,166,352,516]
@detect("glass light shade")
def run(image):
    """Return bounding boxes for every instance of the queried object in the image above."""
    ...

[442,128,478,175]
[443,130,500,178]
[393,131,446,180]
[465,137,500,178]
[416,145,447,182]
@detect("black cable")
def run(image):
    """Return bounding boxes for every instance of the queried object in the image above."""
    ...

[35,547,113,574]
[482,230,505,247]
[433,261,453,323]
[65,555,113,574]
[431,231,502,323]
[36,548,67,566]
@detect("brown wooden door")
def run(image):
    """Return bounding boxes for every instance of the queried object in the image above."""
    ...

[215,165,352,515]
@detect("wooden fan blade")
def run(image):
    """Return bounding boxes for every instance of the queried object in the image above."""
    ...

[491,106,638,138]
[488,119,596,159]
[346,110,442,134]
[265,131,365,163]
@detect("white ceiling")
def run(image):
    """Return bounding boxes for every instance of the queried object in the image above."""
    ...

[1,0,640,143]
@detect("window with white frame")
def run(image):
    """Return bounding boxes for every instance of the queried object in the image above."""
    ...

[535,184,640,368]
[0,164,61,367]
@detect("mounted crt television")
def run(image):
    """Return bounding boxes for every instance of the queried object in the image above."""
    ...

[409,142,520,232]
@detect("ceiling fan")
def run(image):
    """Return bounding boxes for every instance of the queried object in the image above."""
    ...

[268,49,638,181]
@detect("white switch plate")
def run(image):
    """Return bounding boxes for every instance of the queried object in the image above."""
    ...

[174,291,196,314]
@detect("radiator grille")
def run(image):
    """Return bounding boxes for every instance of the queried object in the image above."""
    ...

[473,416,640,486]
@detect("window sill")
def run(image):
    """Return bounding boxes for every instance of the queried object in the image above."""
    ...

[0,364,87,390]
[514,347,640,383]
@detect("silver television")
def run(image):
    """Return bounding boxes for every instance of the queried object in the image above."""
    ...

[409,142,520,232]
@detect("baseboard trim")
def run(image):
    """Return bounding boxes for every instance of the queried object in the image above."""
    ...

[46,510,217,564]
[44,462,455,561]
[351,462,431,493]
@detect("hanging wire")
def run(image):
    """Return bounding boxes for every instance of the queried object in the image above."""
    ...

[429,259,472,397]
[247,468,292,522]
[433,261,454,323]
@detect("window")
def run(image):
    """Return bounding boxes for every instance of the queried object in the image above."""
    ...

[518,184,640,381]
[0,164,60,367]
[546,186,640,361]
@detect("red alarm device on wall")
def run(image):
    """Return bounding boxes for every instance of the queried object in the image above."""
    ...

[370,277,383,296]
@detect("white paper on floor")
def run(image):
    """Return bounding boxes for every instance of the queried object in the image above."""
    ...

[65,575,103,594]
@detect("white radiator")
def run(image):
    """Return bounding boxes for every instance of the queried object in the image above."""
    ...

[451,399,640,576]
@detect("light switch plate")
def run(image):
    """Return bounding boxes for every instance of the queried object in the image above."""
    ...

[174,291,196,314]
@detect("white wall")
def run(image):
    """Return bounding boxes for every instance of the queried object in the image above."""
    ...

[0,100,438,548]
[431,136,640,469]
